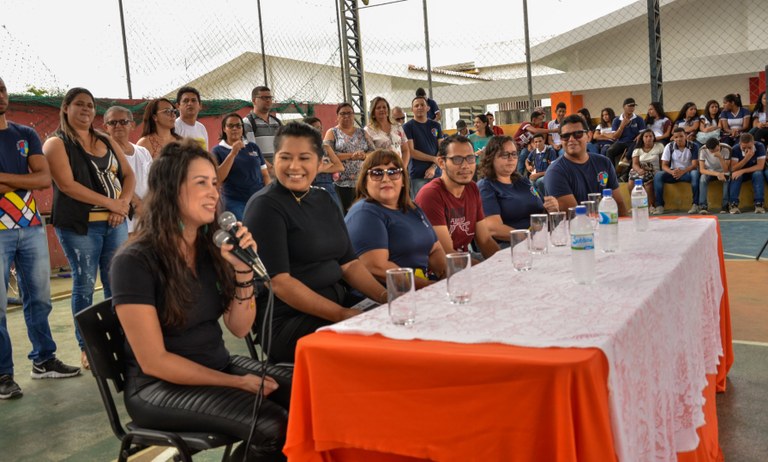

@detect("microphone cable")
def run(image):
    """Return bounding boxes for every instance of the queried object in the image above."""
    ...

[242,277,275,461]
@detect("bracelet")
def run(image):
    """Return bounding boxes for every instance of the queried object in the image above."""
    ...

[234,287,255,302]
[235,269,253,274]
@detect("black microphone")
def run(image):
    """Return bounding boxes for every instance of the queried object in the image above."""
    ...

[213,229,270,281]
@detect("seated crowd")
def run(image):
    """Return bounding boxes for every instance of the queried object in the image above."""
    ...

[3,77,765,459]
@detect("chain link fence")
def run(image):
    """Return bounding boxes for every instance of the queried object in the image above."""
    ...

[1,0,766,131]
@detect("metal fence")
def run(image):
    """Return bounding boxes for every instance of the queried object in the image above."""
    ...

[2,0,767,128]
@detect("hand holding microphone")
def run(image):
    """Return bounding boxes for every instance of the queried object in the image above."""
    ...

[214,212,270,281]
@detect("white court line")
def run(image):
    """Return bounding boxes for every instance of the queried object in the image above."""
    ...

[733,340,768,347]
[723,251,758,259]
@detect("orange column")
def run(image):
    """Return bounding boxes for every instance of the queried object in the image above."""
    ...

[550,91,583,117]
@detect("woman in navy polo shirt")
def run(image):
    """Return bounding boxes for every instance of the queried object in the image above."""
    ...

[345,149,446,288]
[477,136,559,247]
[212,112,272,220]
[720,93,751,146]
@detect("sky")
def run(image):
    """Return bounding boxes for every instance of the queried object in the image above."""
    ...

[0,0,638,98]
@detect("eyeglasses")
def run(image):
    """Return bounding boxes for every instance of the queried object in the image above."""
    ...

[338,111,355,117]
[157,108,179,117]
[367,167,403,181]
[255,95,274,101]
[105,119,132,127]
[226,123,243,129]
[497,151,518,160]
[394,117,405,122]
[445,154,477,165]
[560,130,587,141]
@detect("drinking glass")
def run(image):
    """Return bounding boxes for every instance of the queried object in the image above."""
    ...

[587,192,602,206]
[386,268,416,325]
[581,200,598,230]
[446,252,472,304]
[549,211,568,247]
[509,230,533,271]
[529,214,549,254]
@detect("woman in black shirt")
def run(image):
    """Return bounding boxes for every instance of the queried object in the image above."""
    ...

[244,122,387,364]
[110,140,290,461]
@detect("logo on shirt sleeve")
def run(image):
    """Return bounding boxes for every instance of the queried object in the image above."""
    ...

[597,171,609,187]
[17,140,29,158]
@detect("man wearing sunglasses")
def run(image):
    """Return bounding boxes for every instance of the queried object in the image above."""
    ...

[103,106,152,233]
[415,135,500,263]
[544,115,629,216]
[392,106,407,126]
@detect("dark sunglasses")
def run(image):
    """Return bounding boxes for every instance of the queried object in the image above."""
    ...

[105,119,132,127]
[226,123,243,129]
[446,154,477,166]
[368,167,403,181]
[394,117,405,122]
[560,130,586,141]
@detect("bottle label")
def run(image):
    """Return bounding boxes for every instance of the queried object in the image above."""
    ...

[598,211,618,225]
[631,197,648,208]
[571,234,594,250]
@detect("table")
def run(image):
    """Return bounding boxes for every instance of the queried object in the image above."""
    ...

[284,217,732,462]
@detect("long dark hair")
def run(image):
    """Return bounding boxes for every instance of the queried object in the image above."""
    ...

[131,139,234,327]
[723,93,743,109]
[753,92,766,116]
[479,135,521,182]
[354,149,414,212]
[599,107,615,128]
[675,102,697,123]
[645,102,668,125]
[702,100,720,124]
[475,114,494,137]
[140,98,181,138]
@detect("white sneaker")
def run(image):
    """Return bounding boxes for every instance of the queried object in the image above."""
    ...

[652,206,664,215]
[699,208,709,215]
[755,205,766,214]
[729,205,741,214]
[687,204,700,214]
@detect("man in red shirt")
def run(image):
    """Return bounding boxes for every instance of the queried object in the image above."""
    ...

[415,134,499,263]
[487,112,504,136]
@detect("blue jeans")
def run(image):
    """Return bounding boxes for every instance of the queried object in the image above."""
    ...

[56,221,128,350]
[728,171,765,206]
[517,148,530,175]
[0,226,57,375]
[653,170,701,207]
[698,174,730,209]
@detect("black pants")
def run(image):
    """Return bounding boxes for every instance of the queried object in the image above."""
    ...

[125,356,292,461]
[335,185,356,213]
[606,141,635,167]
[269,313,331,364]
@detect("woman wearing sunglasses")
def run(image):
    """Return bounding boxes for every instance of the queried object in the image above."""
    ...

[478,136,559,246]
[345,150,446,288]
[137,98,182,159]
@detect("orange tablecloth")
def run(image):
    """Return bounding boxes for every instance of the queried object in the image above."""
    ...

[285,333,722,462]
[284,216,732,461]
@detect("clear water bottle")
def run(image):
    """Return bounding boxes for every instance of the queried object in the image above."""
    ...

[570,205,595,284]
[598,188,618,253]
[631,179,649,231]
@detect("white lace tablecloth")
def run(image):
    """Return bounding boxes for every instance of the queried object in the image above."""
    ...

[321,218,724,462]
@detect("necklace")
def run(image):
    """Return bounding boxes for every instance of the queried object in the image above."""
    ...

[291,188,311,204]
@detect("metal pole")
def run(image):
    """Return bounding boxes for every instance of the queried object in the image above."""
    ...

[422,0,433,98]
[117,0,132,99]
[647,0,663,105]
[335,0,347,102]
[257,0,268,87]
[522,0,534,114]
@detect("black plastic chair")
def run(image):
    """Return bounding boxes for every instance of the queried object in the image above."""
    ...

[75,298,237,462]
